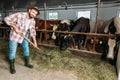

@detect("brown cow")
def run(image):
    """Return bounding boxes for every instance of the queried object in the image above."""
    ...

[35,18,60,30]
[34,18,60,43]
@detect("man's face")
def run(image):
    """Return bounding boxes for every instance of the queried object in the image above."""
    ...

[28,9,38,18]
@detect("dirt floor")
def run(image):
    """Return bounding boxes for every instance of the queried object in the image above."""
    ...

[0,53,77,80]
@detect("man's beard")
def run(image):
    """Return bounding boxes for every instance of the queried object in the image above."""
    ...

[28,13,35,18]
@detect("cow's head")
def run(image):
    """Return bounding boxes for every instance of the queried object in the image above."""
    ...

[54,19,75,50]
[59,34,75,50]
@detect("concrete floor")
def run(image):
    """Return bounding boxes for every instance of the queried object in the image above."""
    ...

[0,53,77,80]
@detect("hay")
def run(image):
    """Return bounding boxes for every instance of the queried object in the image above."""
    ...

[0,39,9,55]
[29,46,117,80]
[0,38,117,80]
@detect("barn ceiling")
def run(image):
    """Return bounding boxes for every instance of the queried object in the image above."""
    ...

[0,0,120,10]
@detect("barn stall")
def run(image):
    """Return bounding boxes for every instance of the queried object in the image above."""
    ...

[0,0,120,80]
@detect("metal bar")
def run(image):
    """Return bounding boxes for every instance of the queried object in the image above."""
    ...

[93,0,101,52]
[36,29,115,38]
[0,26,10,29]
[5,1,120,12]
[38,43,102,56]
[38,2,120,11]
[0,27,115,38]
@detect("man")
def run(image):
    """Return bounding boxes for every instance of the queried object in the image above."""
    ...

[4,6,40,74]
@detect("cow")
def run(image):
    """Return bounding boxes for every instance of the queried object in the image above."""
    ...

[52,19,75,50]
[35,18,60,30]
[34,18,60,42]
[70,17,90,49]
[51,24,58,40]
[54,17,90,50]
[101,16,120,80]
[0,20,10,38]
[102,17,119,62]
[85,19,108,52]
[116,41,120,80]
[0,20,10,27]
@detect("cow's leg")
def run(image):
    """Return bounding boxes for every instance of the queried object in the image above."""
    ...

[83,36,88,49]
[72,39,76,49]
[78,35,86,49]
[54,36,60,46]
[78,39,83,49]
[45,32,48,44]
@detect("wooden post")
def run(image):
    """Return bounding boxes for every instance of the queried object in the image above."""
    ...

[44,3,48,44]
[93,0,101,52]
[44,3,47,30]
[95,0,100,33]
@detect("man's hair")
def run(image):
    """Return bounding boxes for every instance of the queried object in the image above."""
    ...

[27,6,40,15]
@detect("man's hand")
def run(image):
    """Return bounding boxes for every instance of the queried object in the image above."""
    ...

[14,27,21,34]
[34,41,38,48]
[10,24,21,34]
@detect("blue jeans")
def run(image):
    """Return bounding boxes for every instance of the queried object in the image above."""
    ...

[9,39,29,60]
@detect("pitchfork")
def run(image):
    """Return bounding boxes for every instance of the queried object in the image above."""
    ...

[19,33,44,53]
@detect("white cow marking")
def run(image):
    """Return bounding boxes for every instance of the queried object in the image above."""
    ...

[51,24,58,40]
[107,38,116,59]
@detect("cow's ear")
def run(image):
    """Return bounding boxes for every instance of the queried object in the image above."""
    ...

[70,20,75,26]
[58,25,61,30]
[87,19,90,23]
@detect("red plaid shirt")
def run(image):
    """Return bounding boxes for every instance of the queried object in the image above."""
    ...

[4,12,36,43]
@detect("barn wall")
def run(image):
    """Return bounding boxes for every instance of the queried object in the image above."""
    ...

[38,6,120,21]
[39,9,83,20]
[99,7,119,20]
[39,8,96,20]
[0,5,120,21]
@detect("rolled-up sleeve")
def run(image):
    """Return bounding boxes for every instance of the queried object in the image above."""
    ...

[30,20,36,36]
[4,13,18,26]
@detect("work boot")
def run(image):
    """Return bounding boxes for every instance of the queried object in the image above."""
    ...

[9,59,16,74]
[24,56,33,68]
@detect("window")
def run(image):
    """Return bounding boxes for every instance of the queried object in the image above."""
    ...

[77,11,91,19]
[0,13,2,20]
[48,12,58,20]
[119,13,120,17]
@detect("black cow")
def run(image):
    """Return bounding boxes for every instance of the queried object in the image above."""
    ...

[70,17,90,49]
[101,17,120,66]
[55,17,90,50]
[53,19,75,50]
[0,20,10,38]
[0,20,10,27]
[102,17,120,80]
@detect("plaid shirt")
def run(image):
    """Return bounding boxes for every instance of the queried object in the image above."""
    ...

[4,12,36,43]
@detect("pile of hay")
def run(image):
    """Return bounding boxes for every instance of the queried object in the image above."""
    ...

[0,38,117,80]
[29,47,117,80]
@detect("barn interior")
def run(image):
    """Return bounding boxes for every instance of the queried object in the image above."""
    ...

[0,0,120,80]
